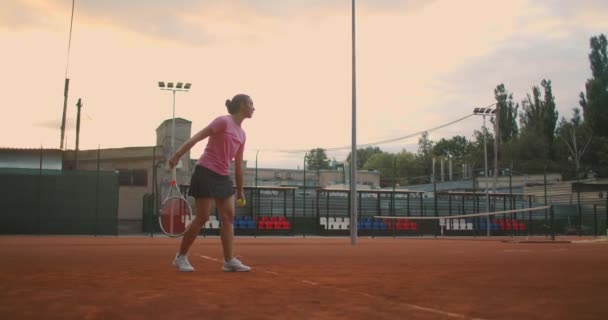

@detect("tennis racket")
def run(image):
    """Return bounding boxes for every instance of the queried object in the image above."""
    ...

[159,167,192,237]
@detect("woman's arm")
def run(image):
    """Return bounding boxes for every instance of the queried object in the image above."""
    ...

[168,125,213,169]
[234,144,245,200]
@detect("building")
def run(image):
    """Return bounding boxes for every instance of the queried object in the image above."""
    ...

[1,117,380,233]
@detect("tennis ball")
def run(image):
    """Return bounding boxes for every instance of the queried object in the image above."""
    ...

[237,198,246,207]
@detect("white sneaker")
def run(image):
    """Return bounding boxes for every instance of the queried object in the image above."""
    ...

[173,253,195,272]
[222,257,251,272]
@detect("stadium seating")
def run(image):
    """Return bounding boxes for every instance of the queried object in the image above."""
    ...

[255,216,292,231]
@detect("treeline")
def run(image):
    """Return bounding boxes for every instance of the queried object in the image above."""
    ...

[305,34,608,186]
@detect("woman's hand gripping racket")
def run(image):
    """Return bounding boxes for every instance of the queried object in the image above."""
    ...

[159,166,193,237]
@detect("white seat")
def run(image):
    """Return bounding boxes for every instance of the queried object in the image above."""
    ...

[452,219,460,230]
[466,222,473,230]
[328,217,336,224]
[334,217,343,223]
[210,221,220,229]
[439,218,446,226]
[320,217,327,226]
[343,217,350,224]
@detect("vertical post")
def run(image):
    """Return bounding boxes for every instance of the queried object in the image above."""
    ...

[528,195,533,234]
[433,157,438,238]
[291,189,296,237]
[593,204,598,237]
[544,168,548,237]
[550,205,555,241]
[406,193,410,216]
[509,166,513,193]
[316,190,320,234]
[60,78,70,149]
[350,0,358,245]
[171,90,176,153]
[493,104,499,197]
[303,152,306,236]
[95,145,100,237]
[392,156,396,216]
[151,146,157,238]
[577,190,582,236]
[75,98,83,170]
[38,146,43,235]
[483,115,490,236]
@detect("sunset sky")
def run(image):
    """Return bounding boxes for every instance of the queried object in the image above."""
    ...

[2,0,607,169]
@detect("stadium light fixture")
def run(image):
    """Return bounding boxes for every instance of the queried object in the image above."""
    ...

[158,81,192,154]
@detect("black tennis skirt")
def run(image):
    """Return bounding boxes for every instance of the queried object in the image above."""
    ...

[188,165,235,199]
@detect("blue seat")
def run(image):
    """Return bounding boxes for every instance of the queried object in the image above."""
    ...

[373,221,386,230]
[247,221,256,229]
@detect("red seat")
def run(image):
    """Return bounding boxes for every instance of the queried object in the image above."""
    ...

[278,216,286,222]
[260,216,269,222]
[281,221,291,230]
[265,221,274,230]
[410,222,418,231]
[273,221,282,229]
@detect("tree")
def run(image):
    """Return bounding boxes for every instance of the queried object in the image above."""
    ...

[432,135,469,161]
[346,146,383,169]
[417,132,434,158]
[362,152,395,187]
[556,108,593,179]
[494,84,519,143]
[519,79,559,159]
[580,34,608,138]
[305,148,331,170]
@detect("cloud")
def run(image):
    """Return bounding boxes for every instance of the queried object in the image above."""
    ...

[2,0,437,46]
[0,1,58,31]
[432,28,597,130]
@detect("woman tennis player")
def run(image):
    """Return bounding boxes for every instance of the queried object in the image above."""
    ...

[168,94,254,272]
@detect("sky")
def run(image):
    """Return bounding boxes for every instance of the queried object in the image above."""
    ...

[1,0,607,169]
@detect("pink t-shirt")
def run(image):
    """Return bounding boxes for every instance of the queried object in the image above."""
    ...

[197,115,246,176]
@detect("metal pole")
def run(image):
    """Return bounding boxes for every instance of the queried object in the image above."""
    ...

[75,98,83,170]
[350,0,358,245]
[171,90,176,152]
[493,105,499,195]
[60,78,70,149]
[550,205,555,241]
[255,150,259,189]
[303,152,307,226]
[483,115,490,236]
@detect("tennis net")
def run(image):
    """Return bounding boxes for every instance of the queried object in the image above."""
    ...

[371,205,555,239]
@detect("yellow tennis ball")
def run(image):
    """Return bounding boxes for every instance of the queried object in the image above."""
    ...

[237,198,246,207]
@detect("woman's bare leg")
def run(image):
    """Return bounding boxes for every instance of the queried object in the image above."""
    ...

[215,196,235,261]
[179,198,212,255]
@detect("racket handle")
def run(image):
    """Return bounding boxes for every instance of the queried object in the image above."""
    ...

[171,166,177,186]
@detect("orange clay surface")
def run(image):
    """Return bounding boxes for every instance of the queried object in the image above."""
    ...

[1,236,607,320]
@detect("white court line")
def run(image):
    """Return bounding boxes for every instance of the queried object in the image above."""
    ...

[198,254,222,262]
[195,254,487,320]
[263,270,279,275]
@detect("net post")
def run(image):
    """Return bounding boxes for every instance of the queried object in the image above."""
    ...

[550,205,555,241]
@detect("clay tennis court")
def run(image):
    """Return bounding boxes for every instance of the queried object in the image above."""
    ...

[1,236,607,320]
